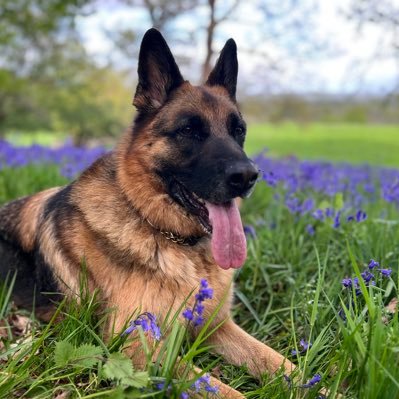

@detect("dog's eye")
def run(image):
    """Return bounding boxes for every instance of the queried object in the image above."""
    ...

[235,127,245,137]
[178,125,207,141]
[180,126,192,135]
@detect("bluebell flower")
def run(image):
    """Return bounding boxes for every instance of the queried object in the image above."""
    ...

[338,308,346,320]
[182,309,194,321]
[193,316,204,327]
[292,338,312,356]
[195,280,214,301]
[361,270,374,283]
[244,225,257,239]
[306,224,315,236]
[300,197,315,214]
[299,339,312,350]
[194,303,204,315]
[264,171,277,187]
[183,279,213,327]
[283,374,292,388]
[180,393,189,399]
[123,312,161,340]
[356,210,367,222]
[325,208,334,218]
[285,196,300,214]
[378,268,392,277]
[300,373,321,388]
[368,259,379,269]
[333,211,341,228]
[342,278,352,288]
[312,209,324,221]
[192,374,218,394]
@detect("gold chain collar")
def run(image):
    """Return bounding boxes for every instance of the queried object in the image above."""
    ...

[145,218,202,246]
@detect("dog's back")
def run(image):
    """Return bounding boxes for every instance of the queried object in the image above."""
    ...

[0,151,120,308]
[0,186,62,310]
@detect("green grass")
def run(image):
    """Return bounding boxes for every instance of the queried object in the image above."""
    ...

[5,130,67,146]
[246,123,399,167]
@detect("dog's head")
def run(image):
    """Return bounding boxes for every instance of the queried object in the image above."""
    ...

[129,28,258,269]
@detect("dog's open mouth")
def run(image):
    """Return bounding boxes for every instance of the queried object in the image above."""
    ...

[170,180,247,270]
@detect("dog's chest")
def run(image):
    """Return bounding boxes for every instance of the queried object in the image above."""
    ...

[109,246,234,328]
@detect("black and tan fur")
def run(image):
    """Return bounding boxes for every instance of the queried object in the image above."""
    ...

[0,29,294,398]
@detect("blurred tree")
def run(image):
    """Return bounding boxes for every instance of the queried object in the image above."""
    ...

[348,0,399,93]
[269,94,311,124]
[0,0,92,72]
[0,0,133,142]
[111,0,324,87]
[342,104,368,123]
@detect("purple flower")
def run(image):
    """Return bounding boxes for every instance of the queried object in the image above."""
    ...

[285,196,300,214]
[347,215,355,222]
[333,211,341,228]
[342,278,352,288]
[356,210,367,222]
[244,225,257,239]
[368,259,379,269]
[123,312,161,340]
[192,374,218,394]
[182,309,194,321]
[193,316,205,327]
[181,393,189,399]
[195,280,214,301]
[183,279,213,327]
[325,208,334,218]
[301,197,315,214]
[194,303,204,315]
[301,373,321,388]
[283,374,292,388]
[378,268,392,277]
[361,270,374,283]
[292,339,312,356]
[306,224,315,236]
[299,339,312,350]
[264,171,277,187]
[312,209,324,221]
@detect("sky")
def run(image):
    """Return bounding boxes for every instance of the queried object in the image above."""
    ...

[77,0,398,96]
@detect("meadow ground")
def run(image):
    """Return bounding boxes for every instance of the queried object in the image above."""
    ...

[246,123,399,167]
[0,123,399,399]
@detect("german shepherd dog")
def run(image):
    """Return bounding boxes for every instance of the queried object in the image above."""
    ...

[0,29,294,397]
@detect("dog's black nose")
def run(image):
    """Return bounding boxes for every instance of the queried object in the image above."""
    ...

[226,161,259,195]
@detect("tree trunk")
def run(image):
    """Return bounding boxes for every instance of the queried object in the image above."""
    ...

[202,0,216,81]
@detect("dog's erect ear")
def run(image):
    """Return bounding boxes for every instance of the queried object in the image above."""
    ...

[133,28,184,112]
[206,39,238,101]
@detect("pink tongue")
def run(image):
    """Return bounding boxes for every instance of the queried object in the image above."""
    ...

[205,200,247,269]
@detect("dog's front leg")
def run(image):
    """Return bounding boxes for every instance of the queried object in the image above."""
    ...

[207,318,295,379]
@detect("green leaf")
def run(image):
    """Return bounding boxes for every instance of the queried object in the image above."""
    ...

[318,199,331,210]
[122,371,149,388]
[73,344,103,368]
[334,192,344,210]
[103,352,148,388]
[103,352,134,381]
[54,341,103,368]
[54,340,74,367]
